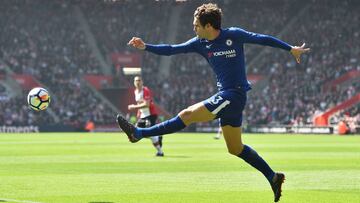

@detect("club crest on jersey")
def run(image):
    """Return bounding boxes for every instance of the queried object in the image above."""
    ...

[226,39,233,46]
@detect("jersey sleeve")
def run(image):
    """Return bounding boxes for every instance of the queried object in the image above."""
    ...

[232,27,292,51]
[145,37,199,56]
[142,87,152,101]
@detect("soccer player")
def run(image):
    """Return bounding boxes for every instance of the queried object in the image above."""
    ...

[117,3,309,202]
[128,76,164,157]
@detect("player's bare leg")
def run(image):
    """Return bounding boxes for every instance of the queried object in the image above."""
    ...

[222,126,244,155]
[178,102,216,125]
[222,126,284,202]
[117,102,215,142]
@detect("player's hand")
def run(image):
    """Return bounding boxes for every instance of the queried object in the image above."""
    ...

[128,104,136,110]
[290,43,310,64]
[128,37,146,50]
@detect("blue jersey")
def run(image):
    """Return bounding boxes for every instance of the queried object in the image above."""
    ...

[145,27,292,91]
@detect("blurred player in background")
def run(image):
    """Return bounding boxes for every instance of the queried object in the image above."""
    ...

[118,3,309,202]
[128,76,164,157]
[214,119,222,139]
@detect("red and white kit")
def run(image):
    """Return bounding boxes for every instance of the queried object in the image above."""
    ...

[134,86,157,118]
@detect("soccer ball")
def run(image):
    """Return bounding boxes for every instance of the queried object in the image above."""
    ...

[27,87,51,111]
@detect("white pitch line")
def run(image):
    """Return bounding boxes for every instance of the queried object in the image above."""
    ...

[0,198,45,203]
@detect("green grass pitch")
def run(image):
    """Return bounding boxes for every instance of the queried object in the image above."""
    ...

[0,133,359,203]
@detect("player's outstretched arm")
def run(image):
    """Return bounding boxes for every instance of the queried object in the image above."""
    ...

[238,29,310,63]
[128,37,196,56]
[290,43,310,64]
[128,37,146,50]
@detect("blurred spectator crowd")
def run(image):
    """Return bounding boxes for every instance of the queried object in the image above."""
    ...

[0,0,358,129]
[0,0,115,128]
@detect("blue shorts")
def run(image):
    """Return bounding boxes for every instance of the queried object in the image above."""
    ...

[203,88,247,127]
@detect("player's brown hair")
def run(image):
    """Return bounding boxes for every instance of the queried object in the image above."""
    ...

[194,3,222,30]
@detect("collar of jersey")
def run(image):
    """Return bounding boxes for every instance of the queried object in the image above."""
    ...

[208,28,224,42]
[199,28,224,43]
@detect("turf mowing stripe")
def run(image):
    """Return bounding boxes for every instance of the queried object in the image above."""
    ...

[0,198,44,203]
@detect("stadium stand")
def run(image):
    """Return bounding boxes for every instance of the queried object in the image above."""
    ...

[0,0,358,132]
[244,0,360,126]
[0,1,116,128]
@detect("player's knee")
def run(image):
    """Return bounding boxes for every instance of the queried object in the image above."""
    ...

[228,148,240,156]
[179,107,192,116]
[227,145,244,156]
[178,108,194,124]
